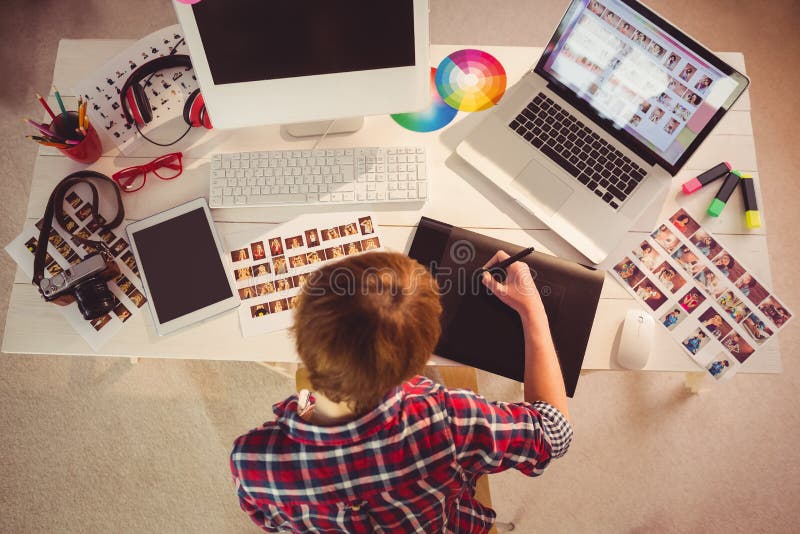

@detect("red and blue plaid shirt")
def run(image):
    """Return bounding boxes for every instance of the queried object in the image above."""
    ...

[230,375,572,533]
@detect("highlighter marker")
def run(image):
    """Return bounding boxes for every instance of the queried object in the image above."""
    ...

[707,171,742,217]
[682,162,732,194]
[739,172,761,228]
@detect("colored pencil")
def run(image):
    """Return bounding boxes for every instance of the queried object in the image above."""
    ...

[53,86,67,116]
[25,136,69,149]
[23,118,59,139]
[35,92,57,120]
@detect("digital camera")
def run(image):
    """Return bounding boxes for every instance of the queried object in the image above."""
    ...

[38,253,116,320]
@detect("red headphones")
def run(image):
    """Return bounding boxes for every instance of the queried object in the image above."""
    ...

[120,55,212,130]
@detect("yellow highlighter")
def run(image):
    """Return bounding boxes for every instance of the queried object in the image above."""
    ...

[738,172,761,229]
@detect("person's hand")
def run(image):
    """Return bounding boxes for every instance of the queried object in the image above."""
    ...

[480,250,545,322]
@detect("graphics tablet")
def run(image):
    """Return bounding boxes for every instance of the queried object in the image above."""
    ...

[126,198,239,336]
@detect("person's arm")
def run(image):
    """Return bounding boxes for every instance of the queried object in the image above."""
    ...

[481,250,569,421]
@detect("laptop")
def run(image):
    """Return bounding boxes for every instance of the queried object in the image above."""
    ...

[456,0,749,264]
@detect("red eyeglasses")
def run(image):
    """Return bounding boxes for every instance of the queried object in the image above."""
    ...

[111,152,183,192]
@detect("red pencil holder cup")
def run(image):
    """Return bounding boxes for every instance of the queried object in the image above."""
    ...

[49,111,103,164]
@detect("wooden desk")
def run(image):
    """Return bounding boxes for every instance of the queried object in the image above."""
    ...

[1,41,781,374]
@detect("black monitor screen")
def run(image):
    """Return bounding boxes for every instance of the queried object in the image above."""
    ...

[191,0,416,85]
[131,207,232,324]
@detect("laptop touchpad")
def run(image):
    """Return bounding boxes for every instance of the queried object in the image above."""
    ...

[512,159,573,217]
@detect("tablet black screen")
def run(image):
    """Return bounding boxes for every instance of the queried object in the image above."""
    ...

[131,207,232,324]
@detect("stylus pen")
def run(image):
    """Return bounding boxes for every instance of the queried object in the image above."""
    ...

[478,247,536,278]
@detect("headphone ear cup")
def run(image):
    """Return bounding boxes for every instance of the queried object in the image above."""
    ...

[184,90,213,129]
[131,84,153,124]
[198,94,212,129]
[183,89,200,126]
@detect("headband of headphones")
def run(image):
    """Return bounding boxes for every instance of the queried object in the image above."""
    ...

[120,54,193,124]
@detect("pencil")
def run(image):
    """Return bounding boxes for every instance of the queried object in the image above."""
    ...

[35,92,57,120]
[25,136,69,149]
[78,101,86,136]
[53,86,67,116]
[23,118,59,139]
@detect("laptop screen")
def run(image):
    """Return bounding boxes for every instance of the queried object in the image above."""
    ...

[536,0,748,173]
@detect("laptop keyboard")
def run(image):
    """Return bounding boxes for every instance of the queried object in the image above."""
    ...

[509,93,647,210]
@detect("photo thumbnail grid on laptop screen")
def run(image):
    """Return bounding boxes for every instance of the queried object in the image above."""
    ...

[541,0,740,165]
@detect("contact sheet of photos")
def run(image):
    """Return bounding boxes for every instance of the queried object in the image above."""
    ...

[610,208,792,381]
[5,190,146,350]
[73,25,200,153]
[226,213,382,337]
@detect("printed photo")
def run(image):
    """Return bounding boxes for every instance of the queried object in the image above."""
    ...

[56,241,72,258]
[362,237,380,251]
[742,313,774,344]
[128,289,147,308]
[664,118,680,135]
[47,262,63,275]
[664,52,681,71]
[238,286,256,300]
[306,250,322,265]
[651,224,681,253]
[682,328,709,356]
[629,114,642,127]
[617,20,635,39]
[694,268,724,297]
[690,230,722,258]
[758,296,792,328]
[256,281,275,296]
[288,294,300,309]
[75,203,93,222]
[683,91,702,106]
[717,290,750,323]
[66,191,83,209]
[251,241,266,261]
[706,357,733,380]
[649,107,665,123]
[116,276,134,295]
[75,228,92,240]
[250,304,268,318]
[722,331,755,363]
[712,251,739,281]
[588,0,606,16]
[632,30,651,48]
[694,75,713,94]
[269,237,284,257]
[678,63,697,82]
[48,232,64,247]
[698,307,733,340]
[659,307,687,331]
[113,302,132,323]
[86,218,101,234]
[657,92,674,107]
[323,226,341,241]
[602,9,620,27]
[67,252,81,265]
[673,104,691,122]
[231,247,250,262]
[269,299,288,314]
[121,251,138,273]
[293,273,309,288]
[91,314,112,331]
[734,274,768,305]
[289,254,307,268]
[639,101,652,114]
[99,228,116,245]
[273,256,288,275]
[342,223,359,237]
[304,229,321,248]
[647,41,666,58]
[110,238,129,257]
[285,235,304,250]
[358,216,375,235]
[275,277,293,292]
[234,267,252,281]
[345,241,362,256]
[325,245,345,261]
[679,287,706,313]
[671,245,703,276]
[634,278,667,310]
[652,261,687,293]
[669,209,700,237]
[62,216,78,233]
[24,237,38,254]
[253,262,271,278]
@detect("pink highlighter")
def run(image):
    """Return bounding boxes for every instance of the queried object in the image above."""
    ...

[682,162,732,194]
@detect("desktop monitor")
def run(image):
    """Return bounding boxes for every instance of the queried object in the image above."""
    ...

[172,0,431,131]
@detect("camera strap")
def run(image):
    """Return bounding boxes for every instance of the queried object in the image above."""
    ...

[32,171,125,290]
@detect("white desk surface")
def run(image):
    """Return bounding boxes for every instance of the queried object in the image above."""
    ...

[1,41,781,374]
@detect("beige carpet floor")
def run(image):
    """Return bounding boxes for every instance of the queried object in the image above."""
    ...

[1,1,798,532]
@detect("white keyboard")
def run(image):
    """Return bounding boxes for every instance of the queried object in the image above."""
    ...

[208,146,428,208]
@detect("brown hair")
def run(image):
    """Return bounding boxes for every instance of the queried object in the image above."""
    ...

[292,251,441,415]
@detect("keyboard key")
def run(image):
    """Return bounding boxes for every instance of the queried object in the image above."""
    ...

[540,145,581,178]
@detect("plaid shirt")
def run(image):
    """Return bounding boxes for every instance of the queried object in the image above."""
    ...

[230,375,572,533]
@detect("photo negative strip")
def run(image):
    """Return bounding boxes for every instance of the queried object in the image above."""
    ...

[304,229,321,248]
[251,241,267,261]
[268,237,284,257]
[669,209,700,237]
[711,251,741,281]
[253,262,271,278]
[238,286,257,300]
[698,307,733,340]
[90,314,112,331]
[681,327,709,356]
[694,268,725,298]
[358,216,374,235]
[634,277,667,310]
[678,287,706,313]
[113,302,132,323]
[671,245,703,276]
[289,254,307,268]
[633,240,662,270]
[75,203,93,222]
[659,307,687,331]
[345,241,362,256]
[234,266,253,281]
[651,224,681,253]
[285,235,304,250]
[250,304,269,318]
[690,230,722,259]
[758,296,792,328]
[324,245,345,261]
[734,274,768,306]
[273,256,288,275]
[741,313,774,344]
[268,298,288,314]
[706,356,734,380]
[231,247,250,263]
[652,261,687,294]
[66,191,83,209]
[717,290,750,323]
[128,289,147,308]
[613,257,645,288]
[362,237,380,251]
[721,331,755,363]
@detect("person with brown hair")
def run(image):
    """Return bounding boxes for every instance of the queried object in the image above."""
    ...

[230,251,572,533]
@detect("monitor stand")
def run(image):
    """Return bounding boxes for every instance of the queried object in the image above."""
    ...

[284,117,364,138]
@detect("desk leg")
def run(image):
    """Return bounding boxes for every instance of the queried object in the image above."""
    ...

[684,371,711,394]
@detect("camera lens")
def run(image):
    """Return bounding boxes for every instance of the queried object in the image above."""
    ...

[73,278,115,320]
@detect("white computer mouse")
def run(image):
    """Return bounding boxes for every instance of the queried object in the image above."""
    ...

[616,309,654,369]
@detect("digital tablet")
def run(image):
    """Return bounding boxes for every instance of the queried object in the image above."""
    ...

[126,198,239,336]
